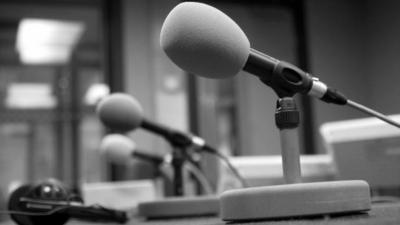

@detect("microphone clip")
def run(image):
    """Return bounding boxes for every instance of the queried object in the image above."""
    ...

[259,61,312,98]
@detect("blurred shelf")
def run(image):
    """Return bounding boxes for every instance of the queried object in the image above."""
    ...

[0,106,96,123]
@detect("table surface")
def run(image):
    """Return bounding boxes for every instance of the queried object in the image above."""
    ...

[1,202,399,225]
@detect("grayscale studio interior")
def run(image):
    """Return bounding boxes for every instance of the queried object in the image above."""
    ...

[0,0,399,225]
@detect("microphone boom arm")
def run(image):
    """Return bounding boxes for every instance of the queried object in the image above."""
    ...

[347,100,400,128]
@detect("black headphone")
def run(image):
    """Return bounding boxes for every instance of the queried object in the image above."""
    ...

[7,179,128,225]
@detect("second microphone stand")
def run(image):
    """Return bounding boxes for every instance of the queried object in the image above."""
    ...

[137,129,220,219]
[140,120,199,196]
[170,145,187,196]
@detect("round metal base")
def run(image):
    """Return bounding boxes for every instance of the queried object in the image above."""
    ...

[220,180,371,221]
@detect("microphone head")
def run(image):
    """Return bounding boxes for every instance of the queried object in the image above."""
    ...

[160,2,250,79]
[100,134,136,164]
[96,93,143,133]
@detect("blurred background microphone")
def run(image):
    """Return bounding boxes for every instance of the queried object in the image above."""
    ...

[96,93,246,194]
[96,93,213,151]
[96,93,247,190]
[99,133,214,196]
[100,134,165,167]
[96,92,218,196]
[99,133,174,196]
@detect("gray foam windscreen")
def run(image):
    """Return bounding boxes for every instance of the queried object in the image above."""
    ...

[96,93,143,133]
[160,2,250,79]
[100,134,135,164]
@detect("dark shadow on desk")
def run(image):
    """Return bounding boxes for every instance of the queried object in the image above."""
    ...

[225,212,369,225]
[224,203,400,225]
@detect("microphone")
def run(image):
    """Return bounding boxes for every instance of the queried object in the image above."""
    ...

[100,134,165,166]
[160,2,375,221]
[160,2,345,103]
[99,133,218,196]
[160,1,400,129]
[98,134,221,218]
[96,93,213,151]
[99,133,176,196]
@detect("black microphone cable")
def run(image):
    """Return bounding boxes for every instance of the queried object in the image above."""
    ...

[61,203,128,223]
[0,206,70,216]
[0,203,127,223]
[183,156,215,195]
[202,145,249,188]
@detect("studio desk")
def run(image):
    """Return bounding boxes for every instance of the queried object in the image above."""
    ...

[127,202,400,225]
[0,202,399,225]
[40,202,400,225]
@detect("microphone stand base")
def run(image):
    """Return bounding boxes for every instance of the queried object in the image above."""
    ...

[220,180,371,221]
[137,195,219,219]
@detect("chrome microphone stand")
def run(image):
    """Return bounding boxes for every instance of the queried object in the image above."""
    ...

[220,71,371,221]
[275,97,302,184]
